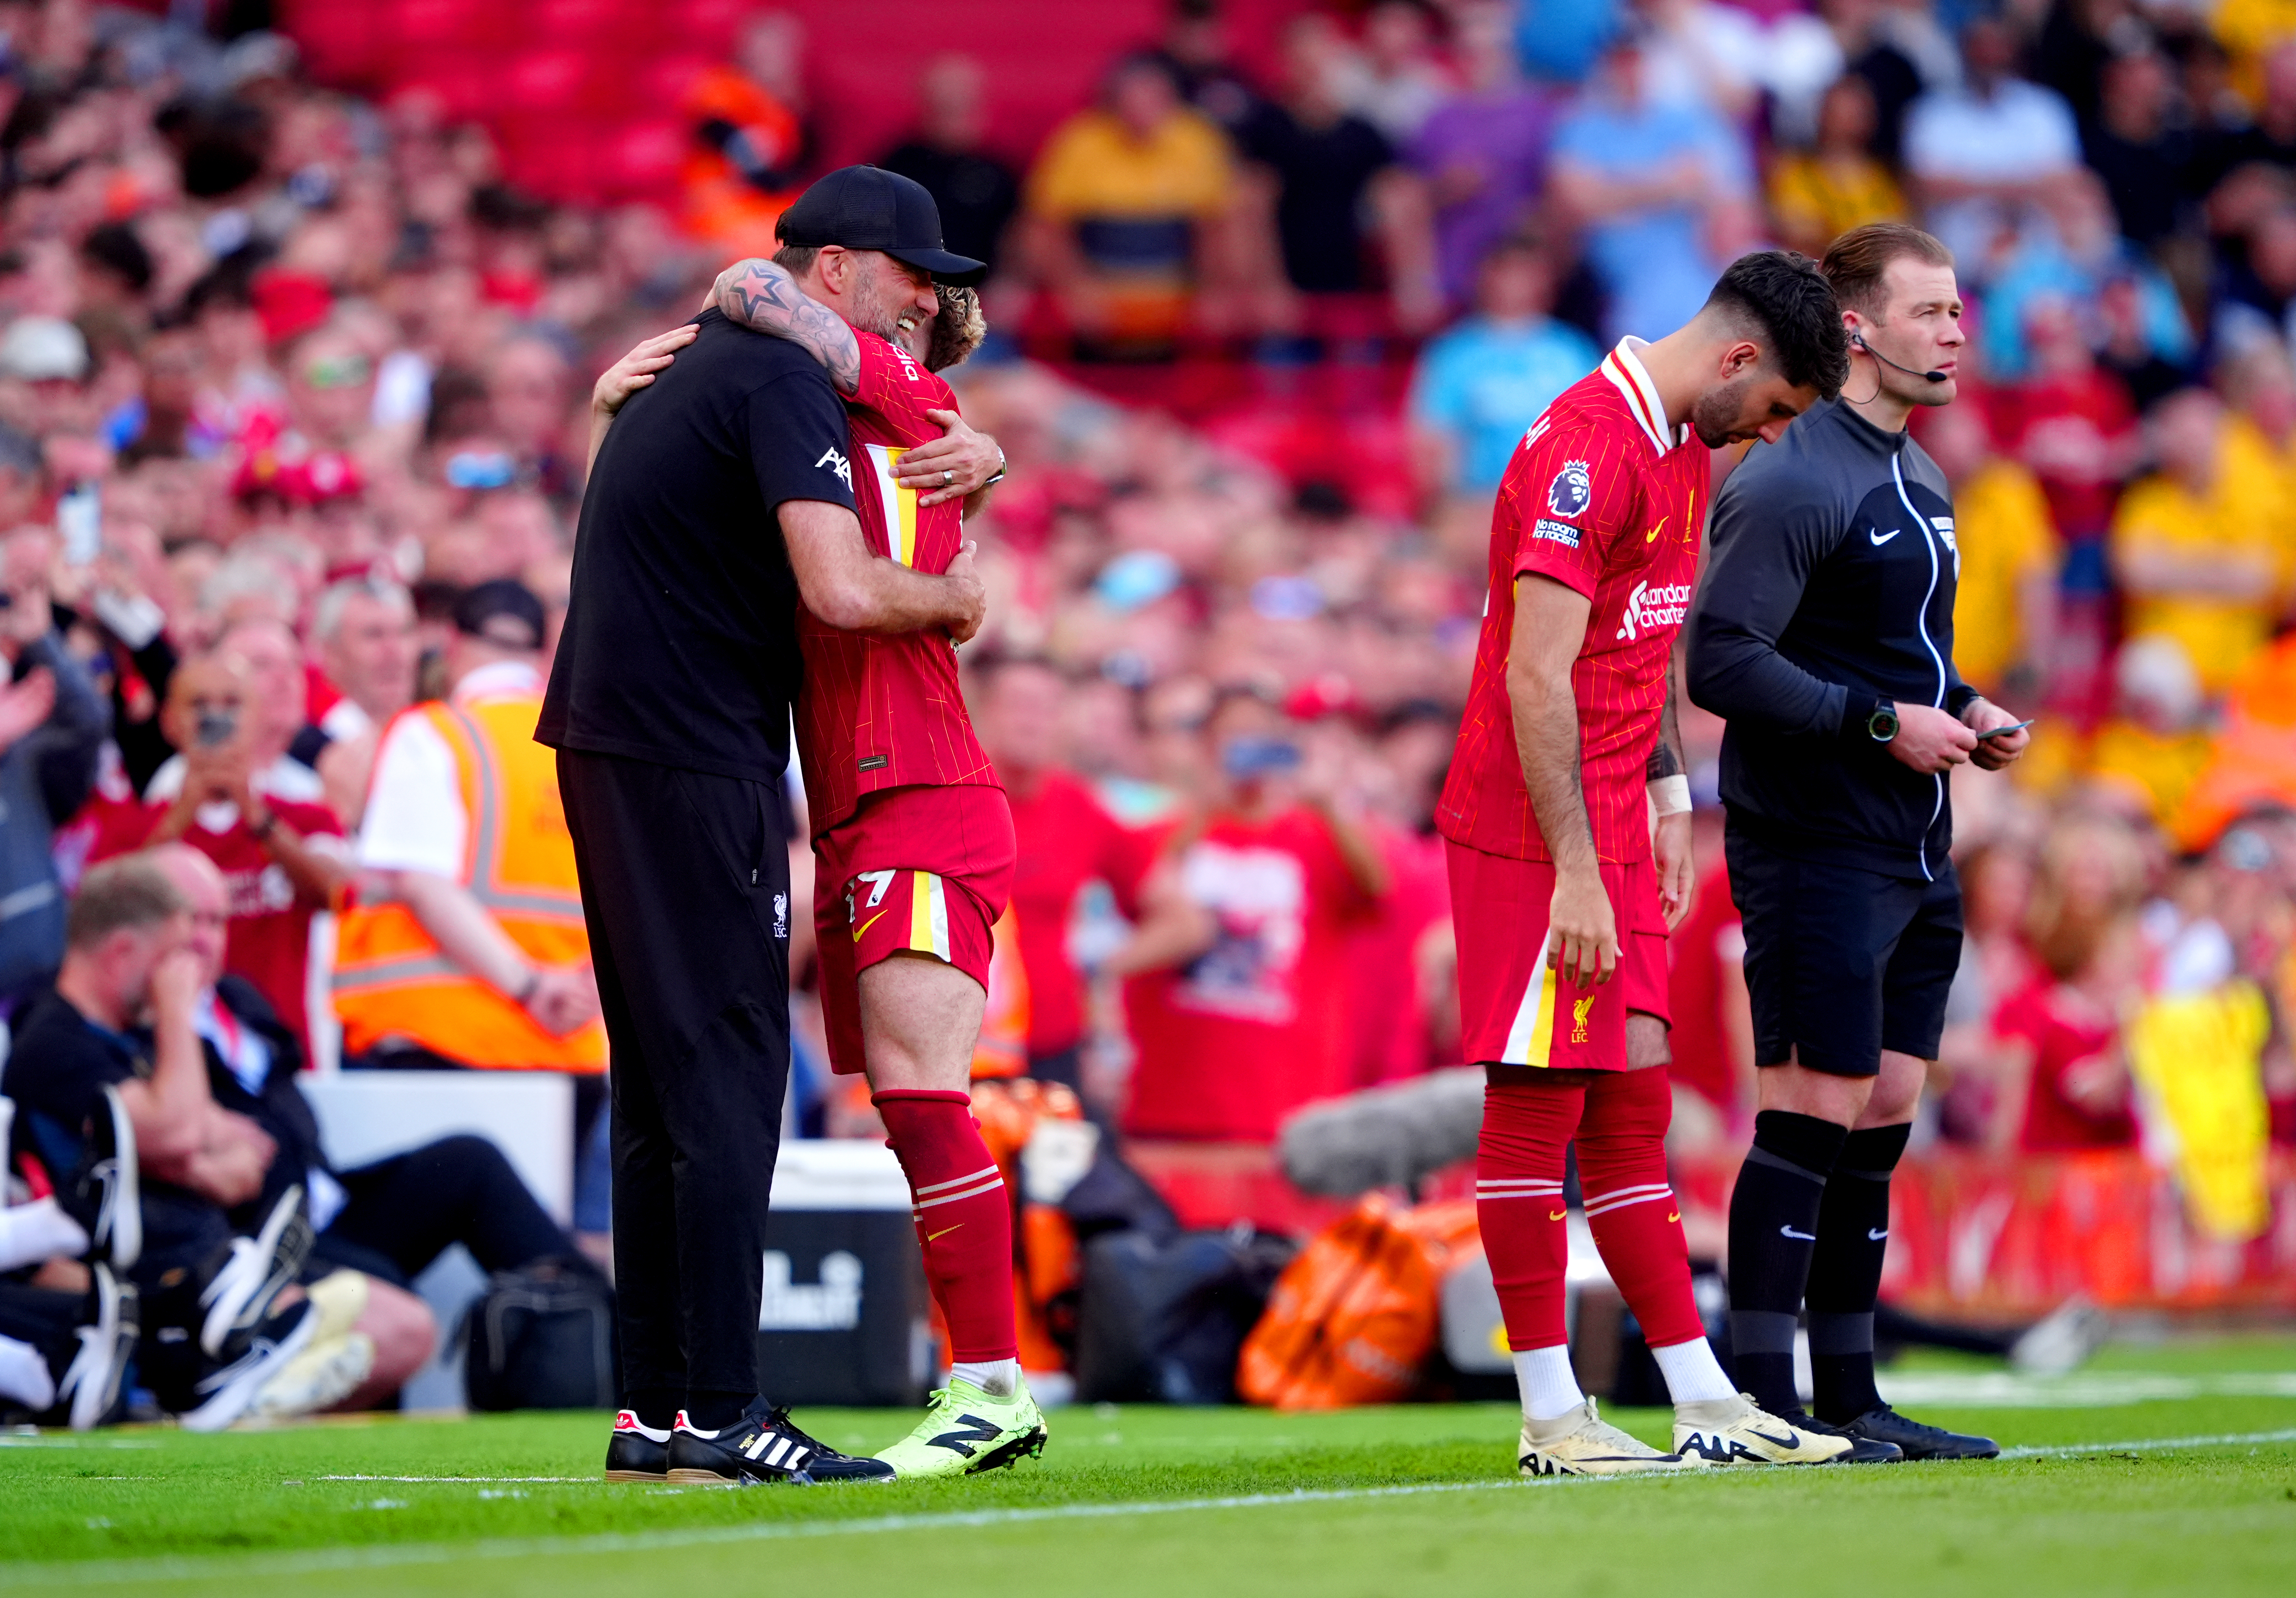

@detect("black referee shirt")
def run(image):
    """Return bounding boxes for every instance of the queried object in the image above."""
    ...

[539,309,856,783]
[1687,398,1979,882]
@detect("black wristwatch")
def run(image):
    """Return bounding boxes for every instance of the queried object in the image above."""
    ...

[1866,698,1900,743]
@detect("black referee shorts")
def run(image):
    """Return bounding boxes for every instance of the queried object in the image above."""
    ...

[1724,827,1963,1079]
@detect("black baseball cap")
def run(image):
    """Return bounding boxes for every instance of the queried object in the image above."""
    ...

[774,166,987,285]
[452,579,545,652]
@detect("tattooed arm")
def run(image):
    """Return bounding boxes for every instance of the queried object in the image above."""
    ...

[710,258,861,395]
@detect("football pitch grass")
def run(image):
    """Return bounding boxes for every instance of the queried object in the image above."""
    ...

[4,1337,2295,1596]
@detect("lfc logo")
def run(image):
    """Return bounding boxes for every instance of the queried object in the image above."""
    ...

[1571,994,1595,1044]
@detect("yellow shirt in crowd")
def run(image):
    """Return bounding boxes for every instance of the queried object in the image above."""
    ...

[1027,107,1233,226]
[2109,434,2292,694]
[1027,107,1233,345]
[1949,458,2057,694]
[1766,155,1905,254]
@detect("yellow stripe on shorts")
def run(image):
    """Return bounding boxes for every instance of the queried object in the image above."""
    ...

[907,871,952,962]
[1503,961,1559,1068]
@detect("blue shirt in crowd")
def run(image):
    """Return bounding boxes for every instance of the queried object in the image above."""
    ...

[1550,94,1752,343]
[1410,315,1604,490]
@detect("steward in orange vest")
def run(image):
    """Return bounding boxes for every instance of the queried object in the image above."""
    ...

[335,582,604,1072]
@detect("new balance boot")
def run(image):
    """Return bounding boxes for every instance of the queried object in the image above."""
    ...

[873,1375,1049,1480]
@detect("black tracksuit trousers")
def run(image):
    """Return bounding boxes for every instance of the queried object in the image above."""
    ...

[558,750,793,1408]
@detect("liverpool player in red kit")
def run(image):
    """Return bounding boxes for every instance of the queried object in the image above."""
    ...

[1439,253,1875,1474]
[599,169,1042,1479]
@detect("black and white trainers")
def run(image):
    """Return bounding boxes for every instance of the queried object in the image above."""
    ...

[1838,1405,1999,1461]
[665,1400,897,1485]
[198,1184,311,1357]
[178,1297,320,1433]
[78,1085,140,1273]
[605,1410,672,1482]
[55,1262,138,1430]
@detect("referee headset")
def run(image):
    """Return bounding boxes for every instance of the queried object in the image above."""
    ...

[1847,324,1948,405]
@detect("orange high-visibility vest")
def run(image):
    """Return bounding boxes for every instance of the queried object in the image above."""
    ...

[333,692,604,1072]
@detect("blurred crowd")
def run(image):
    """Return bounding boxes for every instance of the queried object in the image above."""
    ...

[0,0,2286,1417]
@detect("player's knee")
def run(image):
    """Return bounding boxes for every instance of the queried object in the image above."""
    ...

[1624,1011,1671,1070]
[1861,1051,1929,1127]
[358,1278,438,1389]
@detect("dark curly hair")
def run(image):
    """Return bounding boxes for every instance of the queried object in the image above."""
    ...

[1704,250,1848,400]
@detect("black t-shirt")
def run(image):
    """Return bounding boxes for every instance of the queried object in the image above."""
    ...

[3,987,143,1184]
[1237,105,1393,294]
[538,309,856,782]
[877,142,1020,276]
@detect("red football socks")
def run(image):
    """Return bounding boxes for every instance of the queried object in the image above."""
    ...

[1577,1066,1705,1348]
[873,1090,1019,1363]
[1476,1071,1586,1351]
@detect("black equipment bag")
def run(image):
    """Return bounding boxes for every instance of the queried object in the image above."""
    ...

[459,1260,618,1411]
[1074,1225,1296,1405]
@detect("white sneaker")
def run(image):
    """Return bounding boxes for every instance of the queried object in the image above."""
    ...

[1519,1399,1706,1477]
[198,1185,309,1358]
[57,1263,137,1430]
[180,1299,320,1433]
[250,1331,375,1420]
[1672,1393,1891,1465]
[2011,1295,2110,1378]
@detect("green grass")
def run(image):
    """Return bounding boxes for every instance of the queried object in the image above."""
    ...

[3,1338,2295,1596]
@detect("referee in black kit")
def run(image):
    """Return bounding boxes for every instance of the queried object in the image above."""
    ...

[1685,224,2028,1462]
[538,171,987,1485]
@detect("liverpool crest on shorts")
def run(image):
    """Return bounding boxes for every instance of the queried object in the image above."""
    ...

[1548,460,1593,519]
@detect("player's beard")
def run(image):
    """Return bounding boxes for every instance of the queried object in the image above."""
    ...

[1689,377,1754,448]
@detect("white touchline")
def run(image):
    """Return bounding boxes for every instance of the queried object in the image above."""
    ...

[13,1429,2296,1588]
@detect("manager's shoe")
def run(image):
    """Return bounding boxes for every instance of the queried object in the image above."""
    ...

[604,1410,672,1482]
[1836,1405,1998,1461]
[1674,1394,1901,1465]
[875,1375,1049,1480]
[1520,1398,1705,1477]
[666,1400,895,1485]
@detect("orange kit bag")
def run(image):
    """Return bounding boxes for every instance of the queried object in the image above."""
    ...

[1237,1195,1479,1409]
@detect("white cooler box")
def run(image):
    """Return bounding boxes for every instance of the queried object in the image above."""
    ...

[759,1140,935,1409]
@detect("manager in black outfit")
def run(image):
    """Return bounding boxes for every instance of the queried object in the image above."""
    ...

[539,174,988,1482]
[1685,224,2028,1463]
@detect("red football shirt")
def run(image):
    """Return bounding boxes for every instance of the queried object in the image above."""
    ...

[1122,807,1378,1141]
[794,331,997,835]
[1000,767,1150,1057]
[1994,980,2138,1152]
[1437,340,1709,866]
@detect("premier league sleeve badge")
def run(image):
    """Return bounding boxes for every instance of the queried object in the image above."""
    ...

[1547,459,1593,519]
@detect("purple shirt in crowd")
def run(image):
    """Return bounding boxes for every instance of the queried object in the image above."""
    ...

[1408,86,1556,308]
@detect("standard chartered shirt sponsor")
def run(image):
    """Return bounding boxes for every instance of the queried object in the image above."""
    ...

[1616,578,1694,642]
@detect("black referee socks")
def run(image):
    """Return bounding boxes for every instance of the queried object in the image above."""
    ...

[1727,1111,1848,1416]
[1807,1121,1912,1423]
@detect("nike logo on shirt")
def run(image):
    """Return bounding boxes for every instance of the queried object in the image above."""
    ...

[1868,1228,1889,1242]
[1868,525,1901,545]
[1781,1225,1817,1241]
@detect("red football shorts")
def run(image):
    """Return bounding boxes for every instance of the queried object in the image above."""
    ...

[813,784,1016,1077]
[1445,838,1670,1071]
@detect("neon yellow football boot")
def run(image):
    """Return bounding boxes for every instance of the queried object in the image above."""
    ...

[873,1375,1048,1480]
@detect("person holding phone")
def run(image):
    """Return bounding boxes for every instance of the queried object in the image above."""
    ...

[1687,223,2029,1464]
[1115,687,1389,1146]
[0,526,108,998]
